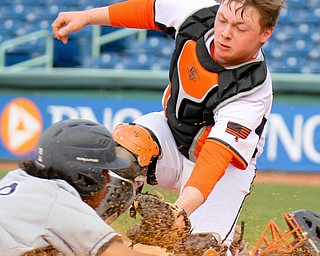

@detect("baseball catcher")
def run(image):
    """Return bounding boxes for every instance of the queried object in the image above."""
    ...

[112,124,223,254]
[103,123,247,256]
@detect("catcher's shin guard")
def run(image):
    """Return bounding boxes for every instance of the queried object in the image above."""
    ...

[112,123,160,185]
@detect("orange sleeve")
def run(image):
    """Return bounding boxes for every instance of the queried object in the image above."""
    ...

[184,139,246,201]
[108,0,160,30]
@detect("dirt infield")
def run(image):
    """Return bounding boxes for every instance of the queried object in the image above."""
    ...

[254,170,320,187]
[1,161,320,187]
[0,162,18,171]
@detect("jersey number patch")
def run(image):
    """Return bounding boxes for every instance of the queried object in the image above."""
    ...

[0,183,18,195]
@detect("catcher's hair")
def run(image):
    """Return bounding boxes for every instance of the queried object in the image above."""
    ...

[221,0,287,31]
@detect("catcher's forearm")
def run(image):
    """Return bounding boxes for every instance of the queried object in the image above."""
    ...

[84,7,111,26]
[175,186,204,216]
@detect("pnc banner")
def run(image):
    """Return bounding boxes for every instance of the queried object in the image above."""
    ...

[1,94,320,172]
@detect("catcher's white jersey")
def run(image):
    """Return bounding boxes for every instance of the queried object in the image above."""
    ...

[128,0,273,248]
[0,169,119,256]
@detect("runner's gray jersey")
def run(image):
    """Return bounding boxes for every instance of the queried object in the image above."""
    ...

[0,169,118,256]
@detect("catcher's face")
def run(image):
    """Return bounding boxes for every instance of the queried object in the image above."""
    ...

[213,0,273,66]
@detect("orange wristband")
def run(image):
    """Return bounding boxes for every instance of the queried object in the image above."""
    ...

[185,139,242,200]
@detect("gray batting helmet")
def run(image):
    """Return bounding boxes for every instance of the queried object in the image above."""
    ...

[35,119,129,196]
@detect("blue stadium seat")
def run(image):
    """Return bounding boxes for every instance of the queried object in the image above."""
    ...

[99,27,130,53]
[10,0,37,6]
[308,45,320,59]
[286,56,306,72]
[119,53,156,70]
[0,19,21,36]
[307,0,319,8]
[287,39,312,55]
[274,23,315,43]
[0,0,319,73]
[311,31,320,43]
[1,0,13,5]
[262,39,275,54]
[53,37,81,67]
[286,0,307,7]
[82,53,121,69]
[4,38,46,66]
[125,36,174,58]
[277,8,292,25]
[268,59,288,73]
[82,52,170,71]
[302,60,320,73]
[149,56,171,71]
[268,55,306,74]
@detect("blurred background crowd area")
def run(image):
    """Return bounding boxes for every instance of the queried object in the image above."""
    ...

[0,0,319,73]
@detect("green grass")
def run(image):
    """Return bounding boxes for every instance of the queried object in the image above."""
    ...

[0,171,7,179]
[238,183,320,248]
[112,183,320,250]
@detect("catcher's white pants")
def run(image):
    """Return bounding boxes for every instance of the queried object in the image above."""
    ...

[134,112,256,248]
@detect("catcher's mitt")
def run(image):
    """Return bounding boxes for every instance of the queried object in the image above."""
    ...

[126,192,192,249]
[22,246,59,256]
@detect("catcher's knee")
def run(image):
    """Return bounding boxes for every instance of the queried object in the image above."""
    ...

[112,123,160,185]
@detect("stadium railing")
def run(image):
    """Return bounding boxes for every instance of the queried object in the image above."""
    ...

[91,25,147,57]
[0,30,53,71]
[0,26,148,70]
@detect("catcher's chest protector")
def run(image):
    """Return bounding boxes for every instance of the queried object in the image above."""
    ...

[165,6,268,159]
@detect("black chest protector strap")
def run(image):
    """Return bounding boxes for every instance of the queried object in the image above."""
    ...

[170,6,219,80]
[194,37,268,112]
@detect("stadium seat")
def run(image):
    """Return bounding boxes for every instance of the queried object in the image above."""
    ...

[268,59,287,73]
[82,52,121,69]
[150,56,171,71]
[302,60,320,73]
[125,36,174,58]
[5,45,33,66]
[286,0,307,7]
[120,53,156,70]
[99,27,130,53]
[53,37,81,67]
[0,0,319,73]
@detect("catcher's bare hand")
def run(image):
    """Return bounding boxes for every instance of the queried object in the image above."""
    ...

[52,11,88,44]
